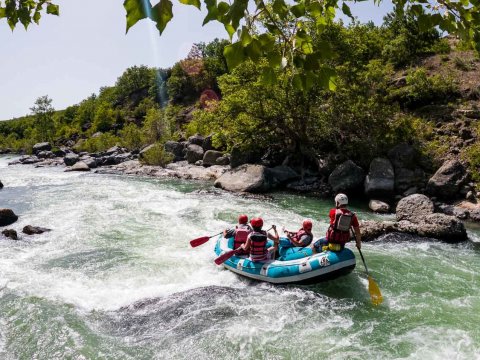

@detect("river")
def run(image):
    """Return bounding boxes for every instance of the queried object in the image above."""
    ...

[0,155,479,359]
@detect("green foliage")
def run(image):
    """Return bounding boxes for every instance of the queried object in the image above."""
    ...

[115,65,156,105]
[30,95,55,142]
[142,107,173,144]
[464,143,480,182]
[0,0,59,30]
[140,142,173,166]
[92,101,117,133]
[388,68,460,109]
[119,123,144,150]
[75,132,120,153]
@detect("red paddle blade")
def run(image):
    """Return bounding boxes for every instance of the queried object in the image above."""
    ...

[190,236,210,248]
[214,249,237,265]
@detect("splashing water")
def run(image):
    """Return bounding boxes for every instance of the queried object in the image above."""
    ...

[1,155,479,359]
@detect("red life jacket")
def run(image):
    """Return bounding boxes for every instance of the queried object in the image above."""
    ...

[233,225,251,250]
[326,209,354,245]
[292,229,313,247]
[249,230,268,261]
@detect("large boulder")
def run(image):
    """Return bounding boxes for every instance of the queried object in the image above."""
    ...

[66,161,90,172]
[269,165,300,186]
[64,153,79,166]
[396,194,434,222]
[214,164,274,193]
[188,134,205,147]
[32,142,51,154]
[1,229,18,240]
[388,143,417,169]
[328,160,365,193]
[364,158,394,197]
[216,156,230,166]
[0,180,3,189]
[37,150,55,159]
[202,150,223,167]
[186,144,204,164]
[427,160,468,199]
[0,208,18,227]
[105,146,123,156]
[164,141,186,161]
[394,167,425,194]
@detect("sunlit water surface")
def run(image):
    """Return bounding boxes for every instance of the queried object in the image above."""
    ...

[0,155,479,359]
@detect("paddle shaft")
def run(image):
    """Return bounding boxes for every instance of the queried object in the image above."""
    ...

[357,247,370,276]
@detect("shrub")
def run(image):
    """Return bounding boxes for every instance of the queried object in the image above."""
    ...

[75,132,120,153]
[140,142,173,166]
[119,123,144,150]
[464,142,480,183]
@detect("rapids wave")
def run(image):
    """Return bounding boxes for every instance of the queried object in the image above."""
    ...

[1,155,479,359]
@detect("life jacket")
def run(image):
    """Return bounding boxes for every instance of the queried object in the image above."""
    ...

[249,230,268,261]
[326,209,355,246]
[292,229,313,247]
[233,224,251,250]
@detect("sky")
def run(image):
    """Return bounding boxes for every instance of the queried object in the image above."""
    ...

[0,0,393,120]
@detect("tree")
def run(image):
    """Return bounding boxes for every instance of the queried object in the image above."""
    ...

[0,0,59,30]
[30,95,55,142]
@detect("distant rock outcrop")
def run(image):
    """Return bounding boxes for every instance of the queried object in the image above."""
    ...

[23,225,51,235]
[0,208,18,227]
[328,160,365,193]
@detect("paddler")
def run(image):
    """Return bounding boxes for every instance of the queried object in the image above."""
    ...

[282,219,314,247]
[224,214,252,253]
[240,217,279,262]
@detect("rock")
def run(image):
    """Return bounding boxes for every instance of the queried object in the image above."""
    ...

[396,194,434,222]
[230,146,263,168]
[395,167,425,194]
[328,160,365,193]
[164,141,186,161]
[369,200,390,213]
[0,180,3,189]
[214,164,273,193]
[64,153,79,166]
[202,135,214,151]
[20,156,41,165]
[1,229,18,240]
[269,165,300,185]
[52,147,67,157]
[188,134,205,147]
[195,160,203,166]
[91,131,103,138]
[82,157,98,169]
[364,158,395,197]
[453,207,469,220]
[459,128,474,140]
[66,161,90,172]
[37,150,55,159]
[466,190,475,201]
[186,144,204,164]
[0,208,18,227]
[216,156,230,166]
[427,160,467,199]
[388,143,417,169]
[32,142,51,154]
[22,225,51,235]
[470,209,480,222]
[202,150,224,167]
[105,146,122,156]
[112,153,131,164]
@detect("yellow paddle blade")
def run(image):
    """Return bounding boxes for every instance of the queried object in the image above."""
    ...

[368,276,383,306]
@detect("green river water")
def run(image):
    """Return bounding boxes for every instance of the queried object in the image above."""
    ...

[0,155,479,359]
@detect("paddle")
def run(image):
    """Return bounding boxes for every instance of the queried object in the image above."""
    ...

[357,247,383,306]
[214,226,274,265]
[190,232,222,248]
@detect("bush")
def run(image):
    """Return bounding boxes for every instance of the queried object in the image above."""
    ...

[388,68,460,109]
[75,132,120,153]
[464,143,480,183]
[120,123,144,150]
[140,143,173,166]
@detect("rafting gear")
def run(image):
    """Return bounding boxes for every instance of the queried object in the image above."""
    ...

[238,214,248,224]
[190,231,223,247]
[250,217,263,228]
[233,225,251,250]
[215,235,356,284]
[249,230,268,261]
[302,219,313,231]
[358,248,383,305]
[335,193,349,206]
[292,229,313,247]
[327,209,355,246]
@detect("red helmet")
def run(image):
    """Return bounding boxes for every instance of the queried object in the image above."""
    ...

[238,214,248,224]
[303,219,313,231]
[250,217,263,228]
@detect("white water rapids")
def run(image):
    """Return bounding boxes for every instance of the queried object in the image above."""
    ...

[0,155,479,359]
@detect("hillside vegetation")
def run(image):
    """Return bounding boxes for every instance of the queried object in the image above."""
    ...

[1,13,479,182]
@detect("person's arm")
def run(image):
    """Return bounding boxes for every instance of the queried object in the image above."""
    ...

[268,226,279,252]
[353,226,361,249]
[241,237,251,252]
[288,236,303,247]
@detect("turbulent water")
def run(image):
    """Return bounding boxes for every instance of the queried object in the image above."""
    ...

[0,155,479,360]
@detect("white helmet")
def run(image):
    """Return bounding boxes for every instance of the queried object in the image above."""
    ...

[335,193,348,206]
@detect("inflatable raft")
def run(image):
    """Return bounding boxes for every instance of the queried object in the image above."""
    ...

[214,236,356,284]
